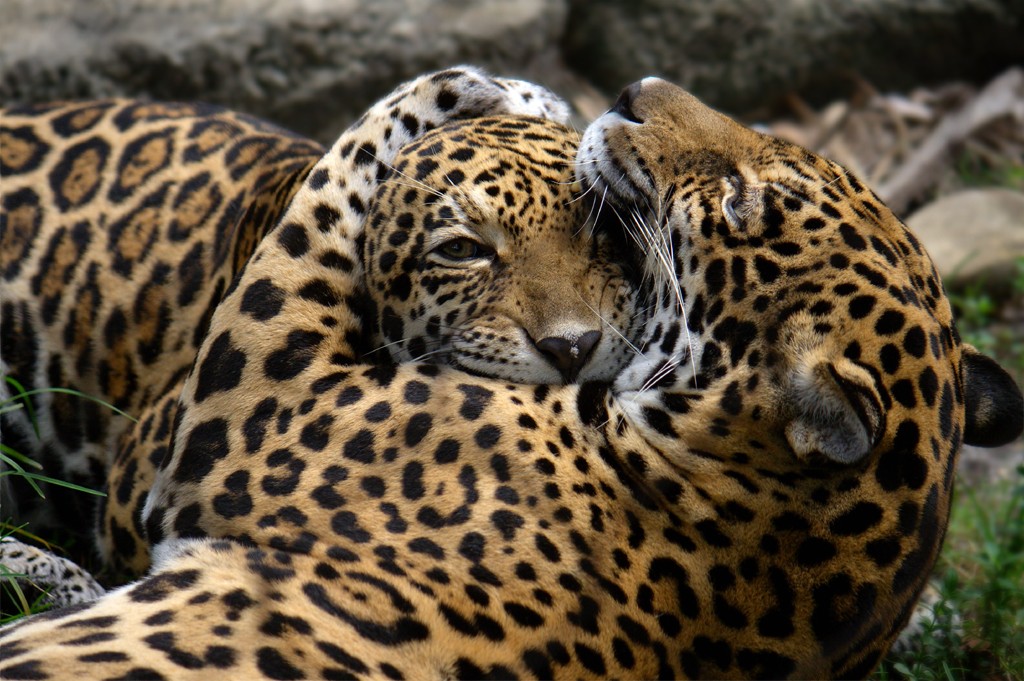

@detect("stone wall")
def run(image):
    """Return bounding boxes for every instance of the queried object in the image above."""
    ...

[3,1,1023,140]
[563,0,1024,113]
[0,0,569,141]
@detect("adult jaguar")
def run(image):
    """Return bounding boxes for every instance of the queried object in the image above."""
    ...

[1,69,640,578]
[2,96,324,578]
[1,75,1020,680]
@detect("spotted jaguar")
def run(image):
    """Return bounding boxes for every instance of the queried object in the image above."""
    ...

[1,68,627,578]
[1,74,1020,680]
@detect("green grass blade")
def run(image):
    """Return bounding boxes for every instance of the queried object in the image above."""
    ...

[2,387,137,423]
[2,376,40,438]
[0,450,45,497]
[0,523,55,549]
[0,444,43,470]
[0,471,105,497]
[0,576,31,616]
[0,402,25,417]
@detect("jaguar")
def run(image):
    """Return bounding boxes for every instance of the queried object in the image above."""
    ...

[1,74,1020,679]
[0,68,630,578]
[1,95,323,577]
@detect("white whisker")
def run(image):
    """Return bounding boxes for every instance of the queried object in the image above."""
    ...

[443,173,474,205]
[613,200,701,390]
[381,178,445,198]
[572,288,643,357]
[411,347,452,362]
[639,356,681,394]
[369,151,445,198]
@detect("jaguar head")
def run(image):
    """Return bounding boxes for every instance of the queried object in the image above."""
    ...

[363,115,647,384]
[578,77,1022,466]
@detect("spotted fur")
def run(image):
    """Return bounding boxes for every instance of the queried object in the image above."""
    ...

[0,538,105,607]
[1,76,1021,680]
[363,118,642,384]
[1,99,323,575]
[0,68,588,579]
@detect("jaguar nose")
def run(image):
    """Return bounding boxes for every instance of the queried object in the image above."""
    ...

[536,330,602,381]
[610,81,644,124]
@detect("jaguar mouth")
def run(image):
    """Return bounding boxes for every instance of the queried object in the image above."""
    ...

[448,359,495,381]
[450,356,575,386]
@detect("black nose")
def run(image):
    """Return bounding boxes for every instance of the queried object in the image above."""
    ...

[536,330,602,381]
[610,81,644,123]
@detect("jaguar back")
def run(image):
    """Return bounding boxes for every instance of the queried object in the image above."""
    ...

[1,100,322,568]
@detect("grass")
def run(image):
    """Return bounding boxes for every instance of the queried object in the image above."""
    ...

[947,257,1024,383]
[878,247,1024,678]
[955,155,1024,194]
[1,375,128,501]
[0,524,59,625]
[1,377,134,495]
[877,465,1024,680]
[0,376,129,620]
[0,572,50,626]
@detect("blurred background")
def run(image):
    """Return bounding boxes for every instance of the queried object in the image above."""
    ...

[2,1,1022,677]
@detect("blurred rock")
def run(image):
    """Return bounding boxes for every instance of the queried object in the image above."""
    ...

[563,0,1024,115]
[958,441,1024,486]
[760,69,1024,218]
[906,188,1024,291]
[0,0,569,142]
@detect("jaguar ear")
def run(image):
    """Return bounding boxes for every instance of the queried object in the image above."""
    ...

[962,346,1023,447]
[785,358,886,465]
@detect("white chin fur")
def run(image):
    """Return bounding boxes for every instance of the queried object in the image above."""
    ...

[577,114,644,205]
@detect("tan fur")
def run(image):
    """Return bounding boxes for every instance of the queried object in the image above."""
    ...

[2,72,1021,681]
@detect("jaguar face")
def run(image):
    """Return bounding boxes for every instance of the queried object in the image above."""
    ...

[364,116,646,385]
[578,77,1022,466]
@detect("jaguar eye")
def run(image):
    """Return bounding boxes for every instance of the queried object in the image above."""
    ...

[436,237,484,260]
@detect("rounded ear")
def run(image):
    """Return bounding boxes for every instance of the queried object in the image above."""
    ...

[962,347,1023,447]
[785,359,886,465]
